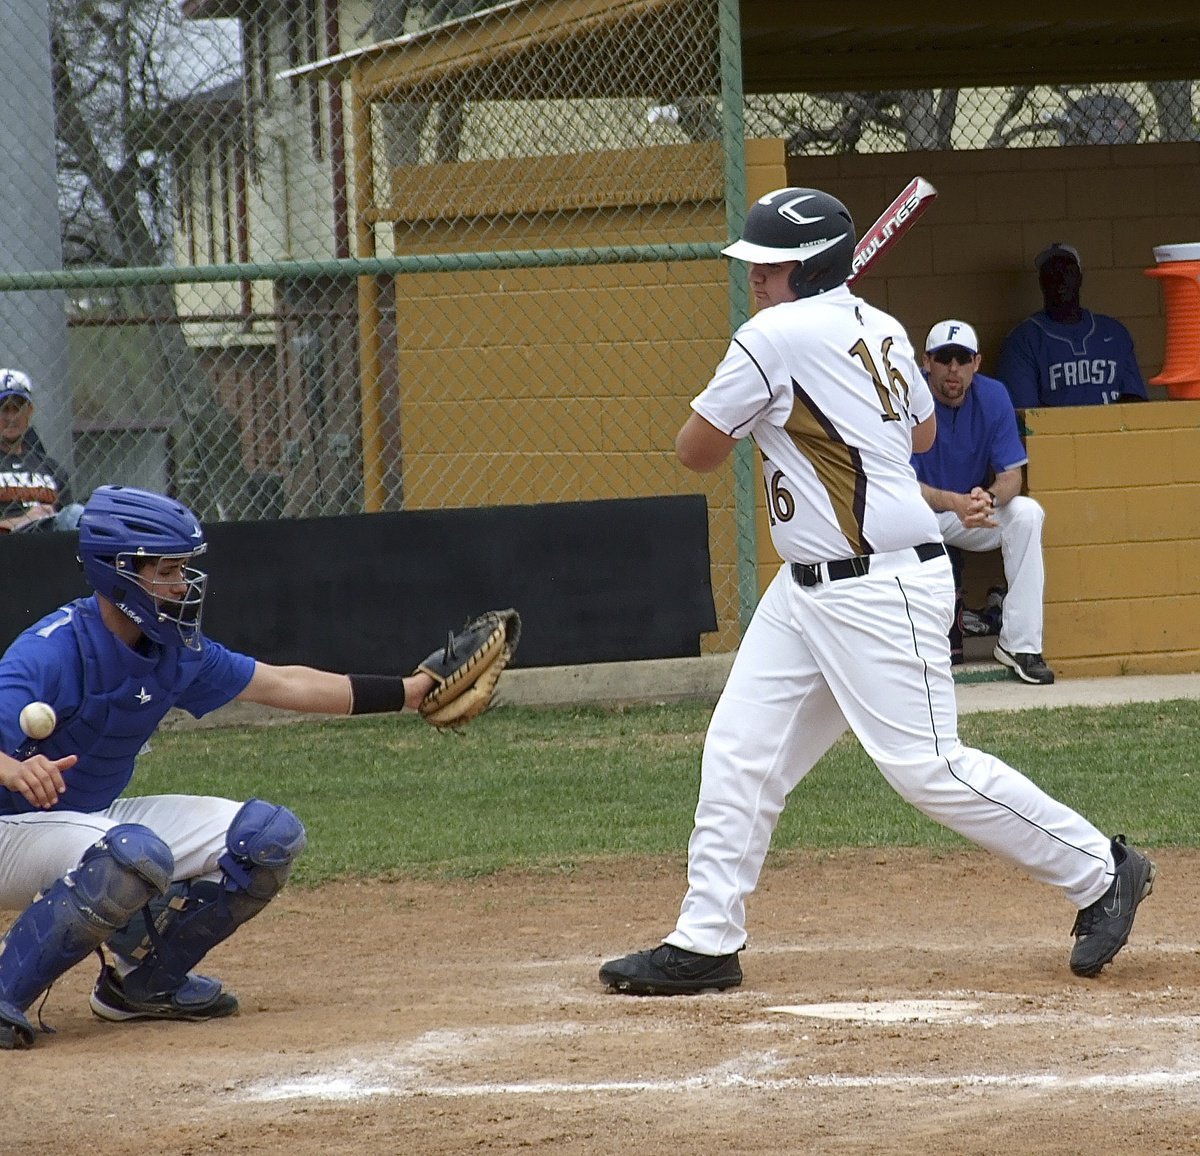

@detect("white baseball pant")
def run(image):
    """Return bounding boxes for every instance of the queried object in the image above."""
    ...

[937,495,1046,655]
[665,549,1113,957]
[0,794,241,910]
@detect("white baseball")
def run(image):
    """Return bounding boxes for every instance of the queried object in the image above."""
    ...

[19,701,57,741]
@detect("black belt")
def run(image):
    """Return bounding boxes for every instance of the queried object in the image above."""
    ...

[790,541,946,587]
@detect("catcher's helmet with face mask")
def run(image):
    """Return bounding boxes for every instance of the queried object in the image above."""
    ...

[722,187,856,299]
[78,485,208,650]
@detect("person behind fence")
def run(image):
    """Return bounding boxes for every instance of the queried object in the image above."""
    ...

[0,369,84,534]
[996,243,1149,407]
[0,484,443,1050]
[598,187,1155,998]
[913,320,1054,686]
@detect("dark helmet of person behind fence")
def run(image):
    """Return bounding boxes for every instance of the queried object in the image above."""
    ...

[721,187,856,299]
[78,485,208,650]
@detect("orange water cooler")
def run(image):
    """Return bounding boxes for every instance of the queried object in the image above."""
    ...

[1144,242,1200,399]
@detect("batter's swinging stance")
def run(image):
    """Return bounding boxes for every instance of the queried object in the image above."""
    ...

[600,187,1155,995]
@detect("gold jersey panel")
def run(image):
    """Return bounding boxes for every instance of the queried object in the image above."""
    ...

[691,286,941,563]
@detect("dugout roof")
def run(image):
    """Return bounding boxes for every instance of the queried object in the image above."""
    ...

[275,0,1200,94]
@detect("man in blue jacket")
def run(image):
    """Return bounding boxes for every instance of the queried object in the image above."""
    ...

[913,320,1054,685]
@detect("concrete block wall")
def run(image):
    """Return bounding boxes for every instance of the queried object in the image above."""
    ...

[781,144,1200,676]
[380,136,1200,672]
[1026,400,1200,677]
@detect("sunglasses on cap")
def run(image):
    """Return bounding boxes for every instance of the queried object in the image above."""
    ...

[930,346,976,365]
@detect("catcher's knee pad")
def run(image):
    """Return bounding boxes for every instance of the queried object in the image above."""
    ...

[218,798,307,905]
[0,824,172,1013]
[109,802,305,1000]
[77,824,175,922]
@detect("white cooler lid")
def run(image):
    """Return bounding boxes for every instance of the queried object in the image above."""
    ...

[1154,243,1200,262]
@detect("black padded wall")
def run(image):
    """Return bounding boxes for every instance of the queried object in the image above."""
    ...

[0,496,718,672]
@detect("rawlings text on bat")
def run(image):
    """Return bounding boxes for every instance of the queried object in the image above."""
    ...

[847,176,938,284]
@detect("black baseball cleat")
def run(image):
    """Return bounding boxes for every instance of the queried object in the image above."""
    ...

[89,965,240,1022]
[1069,836,1157,978]
[994,644,1055,685]
[599,944,743,995]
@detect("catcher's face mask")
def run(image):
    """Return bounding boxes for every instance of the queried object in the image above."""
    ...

[121,549,208,650]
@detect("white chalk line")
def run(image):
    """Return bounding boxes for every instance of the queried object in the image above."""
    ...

[241,1063,1200,1103]
[762,1000,1200,1028]
[234,1014,1200,1104]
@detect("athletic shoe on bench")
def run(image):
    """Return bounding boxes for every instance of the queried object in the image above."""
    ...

[599,944,743,994]
[1069,835,1157,978]
[89,964,239,1022]
[993,644,1055,685]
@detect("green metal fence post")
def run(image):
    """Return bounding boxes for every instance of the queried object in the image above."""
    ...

[718,0,756,633]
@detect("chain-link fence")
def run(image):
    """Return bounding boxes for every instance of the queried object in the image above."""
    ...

[7,0,739,525]
[0,0,1196,650]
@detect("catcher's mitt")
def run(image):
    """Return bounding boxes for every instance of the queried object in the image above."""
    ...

[415,608,521,728]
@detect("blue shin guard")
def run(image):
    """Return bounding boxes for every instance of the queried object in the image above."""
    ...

[108,799,306,1006]
[0,825,172,1047]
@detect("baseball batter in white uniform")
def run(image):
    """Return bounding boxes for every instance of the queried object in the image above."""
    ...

[600,187,1155,995]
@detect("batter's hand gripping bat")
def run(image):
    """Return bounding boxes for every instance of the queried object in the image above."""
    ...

[847,176,938,284]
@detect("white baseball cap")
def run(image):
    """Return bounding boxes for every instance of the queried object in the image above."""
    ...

[0,369,33,404]
[1034,242,1082,271]
[925,320,979,355]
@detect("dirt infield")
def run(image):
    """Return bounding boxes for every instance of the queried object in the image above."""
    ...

[5,848,1200,1156]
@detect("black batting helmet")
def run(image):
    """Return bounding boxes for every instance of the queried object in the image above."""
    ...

[722,187,856,299]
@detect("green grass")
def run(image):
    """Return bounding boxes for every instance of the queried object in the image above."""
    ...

[133,698,1200,885]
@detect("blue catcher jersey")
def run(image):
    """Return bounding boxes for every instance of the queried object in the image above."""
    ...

[996,310,1149,408]
[0,596,256,814]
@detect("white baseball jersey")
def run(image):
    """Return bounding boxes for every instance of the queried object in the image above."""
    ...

[691,285,941,562]
[663,285,1116,962]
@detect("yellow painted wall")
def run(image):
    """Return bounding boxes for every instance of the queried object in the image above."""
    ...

[778,144,1200,677]
[782,143,1200,401]
[390,138,789,654]
[1023,400,1200,677]
[385,136,1200,673]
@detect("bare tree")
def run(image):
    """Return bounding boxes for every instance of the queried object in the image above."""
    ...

[365,0,491,167]
[772,84,1191,154]
[1148,81,1196,142]
[50,0,248,518]
[986,84,1194,148]
[782,91,960,154]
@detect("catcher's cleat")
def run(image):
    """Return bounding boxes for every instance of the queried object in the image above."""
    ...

[993,644,1055,685]
[0,1000,36,1050]
[599,944,743,995]
[1069,836,1157,978]
[89,964,239,1023]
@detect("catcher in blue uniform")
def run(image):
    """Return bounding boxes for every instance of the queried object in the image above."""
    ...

[0,485,519,1049]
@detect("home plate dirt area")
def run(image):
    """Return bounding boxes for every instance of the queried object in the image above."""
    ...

[5,849,1200,1156]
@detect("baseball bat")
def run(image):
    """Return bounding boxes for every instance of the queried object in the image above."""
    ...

[847,176,938,284]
